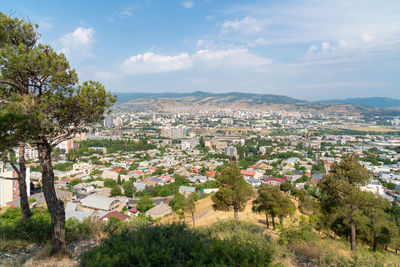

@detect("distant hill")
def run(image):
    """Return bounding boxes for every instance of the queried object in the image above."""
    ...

[115,91,303,105]
[318,97,400,109]
[113,91,400,116]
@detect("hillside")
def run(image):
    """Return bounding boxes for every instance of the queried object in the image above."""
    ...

[115,91,303,104]
[113,91,400,116]
[318,97,400,108]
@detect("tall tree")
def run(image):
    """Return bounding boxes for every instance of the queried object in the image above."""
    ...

[275,196,296,225]
[253,185,295,229]
[183,193,196,227]
[318,156,370,252]
[0,14,115,253]
[252,185,274,228]
[212,163,253,220]
[0,13,39,219]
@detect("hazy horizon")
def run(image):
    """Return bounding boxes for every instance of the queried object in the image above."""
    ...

[3,0,400,100]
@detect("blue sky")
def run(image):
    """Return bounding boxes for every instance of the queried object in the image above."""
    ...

[2,0,400,100]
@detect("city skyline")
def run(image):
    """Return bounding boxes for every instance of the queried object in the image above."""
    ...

[2,0,400,100]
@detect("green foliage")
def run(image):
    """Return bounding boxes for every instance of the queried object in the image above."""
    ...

[67,178,83,190]
[137,195,154,212]
[77,139,155,154]
[195,180,217,191]
[104,178,117,188]
[65,218,95,242]
[80,221,274,266]
[253,185,295,228]
[169,193,186,211]
[122,181,135,198]
[212,163,254,218]
[0,207,94,245]
[110,186,122,197]
[279,216,317,245]
[53,162,73,172]
[135,175,190,198]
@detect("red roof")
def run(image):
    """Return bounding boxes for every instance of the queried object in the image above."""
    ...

[264,177,286,183]
[112,168,125,173]
[249,165,258,169]
[240,170,256,177]
[205,171,215,177]
[128,207,138,213]
[98,211,127,221]
[142,180,158,185]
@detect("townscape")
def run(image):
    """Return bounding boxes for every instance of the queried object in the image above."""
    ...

[2,1,400,266]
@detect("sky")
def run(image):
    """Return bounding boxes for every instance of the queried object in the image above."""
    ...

[2,0,400,100]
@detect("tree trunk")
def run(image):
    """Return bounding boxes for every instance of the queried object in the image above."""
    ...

[17,146,31,219]
[265,214,269,228]
[233,207,239,220]
[350,222,356,252]
[372,240,377,252]
[272,215,276,229]
[191,211,195,227]
[37,140,67,254]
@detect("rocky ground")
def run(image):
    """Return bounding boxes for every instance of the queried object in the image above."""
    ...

[0,239,97,267]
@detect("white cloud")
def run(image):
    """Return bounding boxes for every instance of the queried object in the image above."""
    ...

[247,37,268,47]
[321,42,331,52]
[119,8,133,17]
[196,39,206,47]
[307,45,318,55]
[121,48,271,74]
[194,48,271,68]
[123,52,192,74]
[182,1,194,9]
[222,16,263,34]
[361,33,373,43]
[59,27,95,58]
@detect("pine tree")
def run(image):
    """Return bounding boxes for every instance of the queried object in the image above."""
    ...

[0,13,115,253]
[212,163,253,220]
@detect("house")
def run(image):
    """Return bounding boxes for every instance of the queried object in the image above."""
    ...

[98,210,128,222]
[246,178,262,187]
[127,207,139,217]
[264,177,286,186]
[80,193,122,212]
[145,203,173,219]
[193,175,207,183]
[133,182,147,192]
[102,170,119,180]
[66,210,94,222]
[179,186,196,196]
[241,170,256,179]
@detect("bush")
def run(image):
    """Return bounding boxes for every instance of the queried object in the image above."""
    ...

[0,207,96,248]
[65,218,95,242]
[0,207,52,244]
[80,221,274,266]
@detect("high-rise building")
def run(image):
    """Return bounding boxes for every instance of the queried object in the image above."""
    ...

[104,115,114,128]
[0,162,30,207]
[161,125,187,139]
[224,146,238,158]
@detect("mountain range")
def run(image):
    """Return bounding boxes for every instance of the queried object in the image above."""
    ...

[318,97,400,109]
[114,91,400,116]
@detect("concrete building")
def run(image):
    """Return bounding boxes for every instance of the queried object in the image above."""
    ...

[145,203,173,219]
[0,162,30,207]
[161,125,187,139]
[224,146,237,158]
[104,115,114,128]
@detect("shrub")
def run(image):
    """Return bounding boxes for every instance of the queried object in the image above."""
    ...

[65,218,95,242]
[80,221,274,266]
